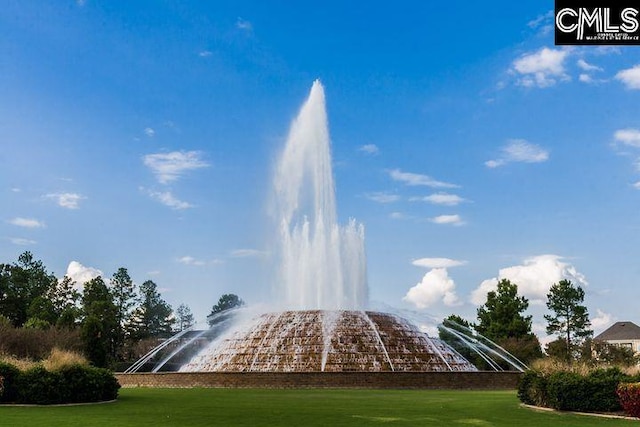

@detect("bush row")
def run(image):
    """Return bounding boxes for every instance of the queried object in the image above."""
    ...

[0,325,82,360]
[0,362,120,404]
[518,367,637,413]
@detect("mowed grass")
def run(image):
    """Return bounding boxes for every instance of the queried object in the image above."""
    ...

[0,388,637,427]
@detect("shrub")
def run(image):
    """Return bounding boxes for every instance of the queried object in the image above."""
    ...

[617,382,640,418]
[0,362,20,403]
[16,365,63,404]
[58,365,120,403]
[517,370,548,407]
[0,325,82,360]
[0,355,120,404]
[519,367,630,413]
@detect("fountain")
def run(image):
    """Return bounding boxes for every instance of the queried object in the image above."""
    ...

[129,81,525,376]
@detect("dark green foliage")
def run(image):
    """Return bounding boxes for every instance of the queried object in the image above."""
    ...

[16,366,63,404]
[58,365,120,403]
[0,362,119,404]
[517,369,548,407]
[518,368,633,413]
[110,268,137,361]
[128,280,174,341]
[26,295,57,326]
[545,279,593,363]
[81,277,119,368]
[208,294,244,327]
[476,279,533,341]
[0,252,57,327]
[474,279,541,364]
[0,362,21,403]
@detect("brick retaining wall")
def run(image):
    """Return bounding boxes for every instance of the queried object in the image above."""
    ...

[115,371,521,389]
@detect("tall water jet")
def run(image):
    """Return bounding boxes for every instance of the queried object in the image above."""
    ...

[273,80,367,310]
[160,81,520,374]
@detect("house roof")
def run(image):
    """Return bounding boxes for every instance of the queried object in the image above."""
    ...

[595,321,640,341]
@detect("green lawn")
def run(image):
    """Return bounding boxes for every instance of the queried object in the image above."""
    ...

[0,388,636,426]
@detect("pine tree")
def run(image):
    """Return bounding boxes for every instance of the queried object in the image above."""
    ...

[545,279,592,363]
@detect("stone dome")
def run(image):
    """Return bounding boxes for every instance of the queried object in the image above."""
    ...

[180,310,477,372]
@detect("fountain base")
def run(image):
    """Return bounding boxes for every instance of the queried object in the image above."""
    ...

[180,310,477,372]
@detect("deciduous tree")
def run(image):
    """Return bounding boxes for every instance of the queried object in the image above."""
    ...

[175,303,195,332]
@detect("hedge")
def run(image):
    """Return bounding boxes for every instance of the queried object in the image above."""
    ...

[518,367,636,413]
[0,363,120,405]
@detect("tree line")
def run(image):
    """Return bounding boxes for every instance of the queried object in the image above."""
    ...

[0,252,199,368]
[441,278,636,366]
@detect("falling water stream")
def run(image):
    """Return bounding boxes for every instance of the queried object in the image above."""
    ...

[127,81,526,374]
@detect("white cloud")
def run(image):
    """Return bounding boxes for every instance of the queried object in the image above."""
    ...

[579,74,593,84]
[412,192,466,206]
[178,256,223,266]
[527,11,553,31]
[199,50,213,57]
[144,127,155,137]
[512,47,569,88]
[178,256,205,266]
[577,59,602,72]
[45,192,85,209]
[403,268,461,309]
[236,17,253,31]
[389,169,459,189]
[230,249,268,258]
[485,139,549,168]
[616,65,640,90]
[412,258,467,269]
[8,217,46,228]
[591,309,614,334]
[365,192,400,203]
[145,189,193,210]
[143,150,209,184]
[471,254,588,305]
[429,214,464,226]
[76,0,86,6]
[614,128,640,148]
[358,144,380,155]
[65,261,103,286]
[389,212,409,220]
[633,181,640,190]
[10,237,36,245]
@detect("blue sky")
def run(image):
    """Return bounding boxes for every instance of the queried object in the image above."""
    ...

[2,1,640,340]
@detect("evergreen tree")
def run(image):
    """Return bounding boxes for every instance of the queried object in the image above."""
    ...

[81,276,118,367]
[0,252,57,327]
[208,294,244,327]
[545,279,592,363]
[476,279,542,364]
[476,279,533,340]
[47,275,80,319]
[110,267,137,359]
[129,280,174,340]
